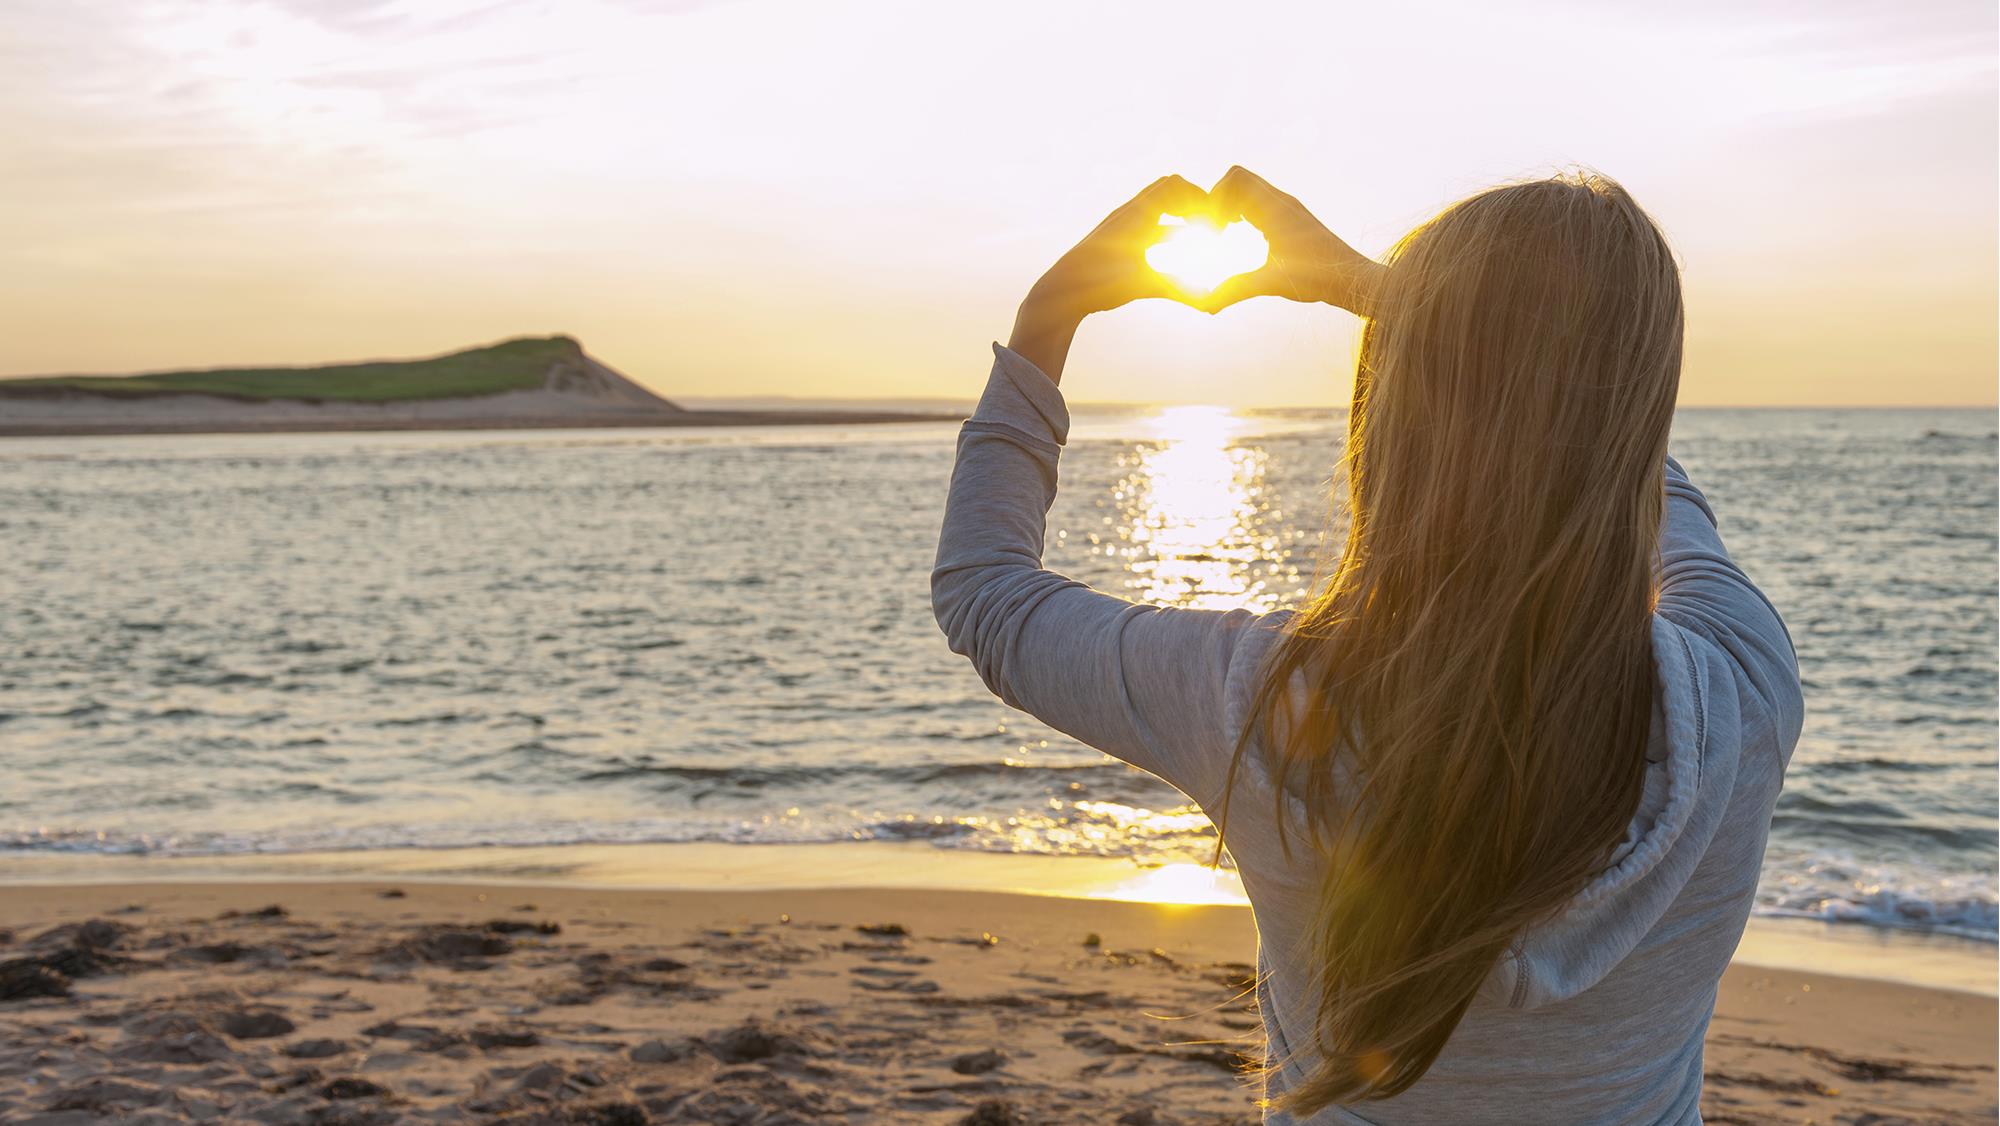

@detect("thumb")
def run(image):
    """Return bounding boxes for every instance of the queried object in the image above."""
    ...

[1193,265,1278,314]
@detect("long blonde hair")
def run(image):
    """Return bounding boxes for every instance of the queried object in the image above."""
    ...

[1230,171,1684,1113]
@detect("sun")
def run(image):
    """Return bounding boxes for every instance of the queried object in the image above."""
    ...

[1144,215,1269,294]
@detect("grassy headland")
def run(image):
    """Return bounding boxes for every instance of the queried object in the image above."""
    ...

[0,336,583,403]
[0,335,959,435]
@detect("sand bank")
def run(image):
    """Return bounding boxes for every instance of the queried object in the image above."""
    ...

[1,878,1992,1124]
[5,840,1991,995]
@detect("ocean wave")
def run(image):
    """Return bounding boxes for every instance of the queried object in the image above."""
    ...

[571,759,1131,787]
[1754,849,1997,941]
[0,800,1212,861]
[6,817,1991,943]
[1752,900,1997,942]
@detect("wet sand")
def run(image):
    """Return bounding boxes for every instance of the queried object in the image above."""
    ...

[1,881,1992,1124]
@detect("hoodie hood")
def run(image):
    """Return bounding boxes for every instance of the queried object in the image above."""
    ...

[1475,615,1732,1009]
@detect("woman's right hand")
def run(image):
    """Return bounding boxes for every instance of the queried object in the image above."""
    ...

[1198,166,1386,317]
[1008,174,1211,382]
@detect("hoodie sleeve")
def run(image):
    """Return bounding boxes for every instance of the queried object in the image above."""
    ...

[929,344,1269,810]
[1656,456,1806,756]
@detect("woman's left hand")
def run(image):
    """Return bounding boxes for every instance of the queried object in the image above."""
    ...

[1195,166,1385,318]
[1008,174,1209,383]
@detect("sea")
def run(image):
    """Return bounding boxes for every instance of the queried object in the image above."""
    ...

[0,406,1993,943]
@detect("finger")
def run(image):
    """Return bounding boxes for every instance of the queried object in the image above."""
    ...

[1209,165,1293,226]
[1139,173,1208,213]
[1190,263,1298,314]
[1130,275,1221,314]
[1111,174,1207,230]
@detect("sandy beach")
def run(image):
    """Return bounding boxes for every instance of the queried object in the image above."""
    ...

[1,879,1991,1125]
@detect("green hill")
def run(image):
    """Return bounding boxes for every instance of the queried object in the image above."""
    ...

[0,336,592,403]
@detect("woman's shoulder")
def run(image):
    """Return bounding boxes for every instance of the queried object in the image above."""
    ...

[1212,608,1325,833]
[1218,608,1299,744]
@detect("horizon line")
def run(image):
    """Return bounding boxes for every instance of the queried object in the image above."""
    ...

[679,395,2000,412]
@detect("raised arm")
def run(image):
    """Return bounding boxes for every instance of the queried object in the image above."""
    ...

[931,344,1273,809]
[931,175,1283,808]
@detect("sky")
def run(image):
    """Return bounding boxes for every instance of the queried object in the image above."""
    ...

[1,0,1994,406]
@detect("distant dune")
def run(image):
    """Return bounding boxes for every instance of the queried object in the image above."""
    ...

[0,336,953,436]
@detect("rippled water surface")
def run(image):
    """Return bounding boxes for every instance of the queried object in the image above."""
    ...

[1,408,1993,938]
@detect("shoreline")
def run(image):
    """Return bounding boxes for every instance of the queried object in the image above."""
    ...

[5,840,1991,997]
[1,878,1992,1124]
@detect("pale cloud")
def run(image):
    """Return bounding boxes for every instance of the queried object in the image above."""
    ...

[0,0,1991,404]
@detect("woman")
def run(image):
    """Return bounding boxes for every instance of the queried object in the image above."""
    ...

[932,168,1804,1124]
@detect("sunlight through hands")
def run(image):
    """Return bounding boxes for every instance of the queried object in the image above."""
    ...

[1144,214,1269,296]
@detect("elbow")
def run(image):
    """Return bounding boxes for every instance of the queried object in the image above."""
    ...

[1732,624,1807,760]
[929,567,959,644]
[929,559,1041,707]
[931,544,1034,655]
[1751,670,1806,770]
[1780,683,1806,753]
[929,561,982,660]
[1768,650,1807,754]
[1754,605,1806,753]
[929,567,1007,703]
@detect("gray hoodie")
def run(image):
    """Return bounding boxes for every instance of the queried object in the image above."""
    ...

[932,345,1805,1125]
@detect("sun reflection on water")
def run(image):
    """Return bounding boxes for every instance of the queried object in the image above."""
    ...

[1118,405,1280,613]
[1094,861,1247,906]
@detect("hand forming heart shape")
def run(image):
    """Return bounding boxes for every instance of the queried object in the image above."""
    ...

[1008,169,1384,380]
[1138,168,1383,316]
